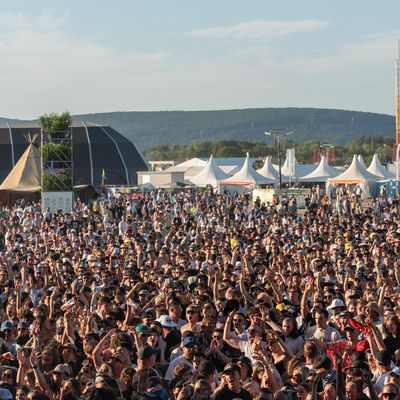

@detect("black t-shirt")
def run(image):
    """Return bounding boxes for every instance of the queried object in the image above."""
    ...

[164,328,181,359]
[214,387,252,400]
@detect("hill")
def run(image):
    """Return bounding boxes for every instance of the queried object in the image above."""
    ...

[0,108,395,151]
[74,108,395,150]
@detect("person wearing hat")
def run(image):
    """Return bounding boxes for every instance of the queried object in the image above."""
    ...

[374,350,394,394]
[165,335,197,381]
[237,356,260,398]
[156,314,181,360]
[132,346,162,394]
[0,321,16,355]
[59,343,80,376]
[310,323,364,370]
[214,363,251,400]
[364,302,382,325]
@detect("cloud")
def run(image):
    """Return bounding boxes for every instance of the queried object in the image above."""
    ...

[0,10,68,31]
[187,19,330,40]
[0,11,172,118]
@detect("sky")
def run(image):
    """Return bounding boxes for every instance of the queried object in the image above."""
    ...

[1,0,400,119]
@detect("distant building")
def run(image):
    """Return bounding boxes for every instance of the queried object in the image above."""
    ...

[0,122,147,186]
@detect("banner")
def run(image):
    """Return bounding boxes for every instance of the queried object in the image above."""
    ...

[287,148,296,177]
[42,192,73,213]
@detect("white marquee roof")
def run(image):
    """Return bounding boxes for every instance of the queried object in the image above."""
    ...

[300,155,341,182]
[367,153,395,179]
[328,155,380,183]
[256,156,279,182]
[189,155,230,187]
[221,154,273,185]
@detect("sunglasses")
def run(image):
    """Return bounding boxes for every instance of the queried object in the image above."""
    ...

[233,319,243,322]
[186,310,197,314]
[2,374,13,378]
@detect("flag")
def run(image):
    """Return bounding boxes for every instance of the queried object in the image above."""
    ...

[327,149,331,163]
[317,148,321,162]
[101,169,107,193]
[313,147,316,163]
[331,148,335,162]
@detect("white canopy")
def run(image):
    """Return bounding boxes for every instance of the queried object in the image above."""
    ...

[328,155,379,184]
[189,155,230,187]
[221,154,273,185]
[358,155,368,170]
[367,154,395,179]
[256,156,279,182]
[275,155,315,180]
[300,155,341,182]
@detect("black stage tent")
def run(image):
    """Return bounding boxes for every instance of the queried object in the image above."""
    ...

[0,122,147,186]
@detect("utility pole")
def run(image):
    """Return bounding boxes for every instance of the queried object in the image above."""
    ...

[265,129,293,189]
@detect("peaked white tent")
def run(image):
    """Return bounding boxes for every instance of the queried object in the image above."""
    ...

[328,155,379,184]
[358,155,368,170]
[300,155,341,182]
[189,155,230,188]
[256,156,279,182]
[275,154,316,180]
[367,154,395,179]
[221,154,273,186]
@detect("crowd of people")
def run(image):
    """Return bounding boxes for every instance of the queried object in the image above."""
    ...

[0,188,398,400]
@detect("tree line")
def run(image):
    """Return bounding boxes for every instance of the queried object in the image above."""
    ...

[145,134,395,165]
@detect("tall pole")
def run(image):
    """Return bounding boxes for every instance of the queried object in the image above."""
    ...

[396,40,400,146]
[396,144,400,195]
[265,129,293,190]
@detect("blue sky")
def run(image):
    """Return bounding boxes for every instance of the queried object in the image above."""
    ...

[1,0,399,118]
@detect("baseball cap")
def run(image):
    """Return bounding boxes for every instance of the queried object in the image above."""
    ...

[135,324,151,333]
[327,299,345,310]
[375,350,391,366]
[365,302,380,315]
[156,315,177,329]
[223,363,241,374]
[52,364,71,375]
[0,388,12,400]
[182,336,198,347]
[0,321,13,332]
[143,388,170,400]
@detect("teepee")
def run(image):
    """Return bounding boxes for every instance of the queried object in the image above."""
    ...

[0,136,40,192]
[0,136,41,203]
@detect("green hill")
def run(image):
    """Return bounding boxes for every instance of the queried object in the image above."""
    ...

[74,108,395,150]
[1,108,395,151]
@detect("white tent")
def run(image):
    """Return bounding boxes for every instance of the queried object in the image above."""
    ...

[275,155,316,180]
[221,154,273,186]
[300,155,341,182]
[189,155,230,188]
[358,155,368,170]
[367,154,395,179]
[256,156,279,182]
[328,155,379,184]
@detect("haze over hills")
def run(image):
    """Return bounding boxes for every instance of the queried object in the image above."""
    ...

[1,108,395,151]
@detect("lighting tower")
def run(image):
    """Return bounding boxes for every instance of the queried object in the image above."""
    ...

[396,40,400,146]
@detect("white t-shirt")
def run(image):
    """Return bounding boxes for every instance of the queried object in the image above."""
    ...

[305,325,341,342]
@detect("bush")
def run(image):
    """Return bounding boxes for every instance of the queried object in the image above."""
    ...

[39,111,72,133]
[41,143,72,162]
